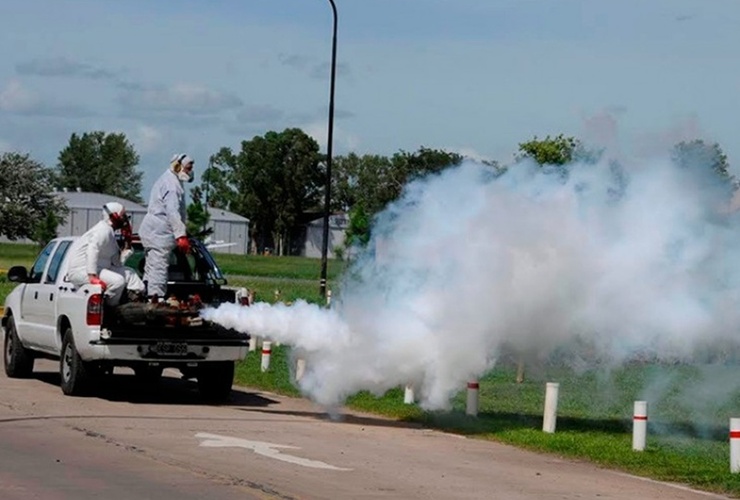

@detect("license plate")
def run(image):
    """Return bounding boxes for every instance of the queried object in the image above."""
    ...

[151,342,188,356]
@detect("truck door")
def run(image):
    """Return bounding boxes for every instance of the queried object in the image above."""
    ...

[20,241,58,348]
[35,240,73,349]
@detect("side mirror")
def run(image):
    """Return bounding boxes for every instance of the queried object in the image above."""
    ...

[7,266,28,283]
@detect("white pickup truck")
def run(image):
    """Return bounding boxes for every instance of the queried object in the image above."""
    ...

[2,235,250,401]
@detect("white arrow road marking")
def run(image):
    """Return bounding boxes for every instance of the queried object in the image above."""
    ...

[195,432,352,471]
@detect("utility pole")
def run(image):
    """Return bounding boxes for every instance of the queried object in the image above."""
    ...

[319,0,338,298]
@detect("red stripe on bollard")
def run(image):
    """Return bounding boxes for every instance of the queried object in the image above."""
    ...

[467,382,479,389]
[633,416,648,421]
[730,431,740,439]
[262,349,271,355]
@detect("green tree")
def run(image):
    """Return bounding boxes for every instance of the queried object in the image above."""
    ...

[32,210,62,247]
[344,204,371,248]
[202,152,237,210]
[671,139,734,184]
[0,152,68,241]
[212,128,323,255]
[186,185,211,239]
[332,147,463,246]
[57,131,143,202]
[671,140,736,207]
[516,134,581,166]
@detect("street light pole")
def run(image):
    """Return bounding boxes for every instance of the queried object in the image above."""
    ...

[319,0,338,299]
[203,156,212,233]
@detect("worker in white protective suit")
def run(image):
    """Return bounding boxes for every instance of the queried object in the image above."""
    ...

[138,153,195,299]
[67,202,146,306]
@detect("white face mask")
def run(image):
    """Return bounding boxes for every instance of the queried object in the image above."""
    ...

[177,170,195,183]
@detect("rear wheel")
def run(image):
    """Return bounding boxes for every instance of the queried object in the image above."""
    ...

[197,362,235,402]
[60,329,92,396]
[3,316,35,378]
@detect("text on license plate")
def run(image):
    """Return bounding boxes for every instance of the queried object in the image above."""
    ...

[151,342,188,356]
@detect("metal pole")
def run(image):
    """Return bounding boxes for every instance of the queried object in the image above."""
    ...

[203,156,212,233]
[319,0,338,298]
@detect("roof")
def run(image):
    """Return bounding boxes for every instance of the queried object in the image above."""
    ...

[207,206,249,223]
[54,191,147,211]
[307,213,349,229]
[52,191,249,223]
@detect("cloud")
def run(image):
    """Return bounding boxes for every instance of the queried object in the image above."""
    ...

[278,53,352,81]
[633,115,705,158]
[448,146,493,163]
[0,79,91,117]
[580,107,624,153]
[118,83,243,117]
[236,104,285,124]
[16,57,116,80]
[0,80,37,112]
[227,104,355,138]
[278,53,312,70]
[130,124,164,154]
[301,120,360,152]
[309,61,352,81]
[0,138,11,152]
[326,107,355,120]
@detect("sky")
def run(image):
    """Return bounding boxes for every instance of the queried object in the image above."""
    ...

[2,0,740,197]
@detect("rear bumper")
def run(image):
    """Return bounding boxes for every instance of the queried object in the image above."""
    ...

[82,340,249,362]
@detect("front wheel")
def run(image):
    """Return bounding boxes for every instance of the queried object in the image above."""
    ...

[4,315,35,378]
[197,362,235,402]
[60,329,92,396]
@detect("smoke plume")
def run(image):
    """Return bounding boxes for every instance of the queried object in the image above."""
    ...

[201,153,740,410]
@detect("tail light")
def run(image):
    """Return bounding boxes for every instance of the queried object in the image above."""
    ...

[87,293,103,326]
[240,296,250,306]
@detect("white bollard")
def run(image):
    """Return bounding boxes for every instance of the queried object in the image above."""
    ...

[260,341,272,372]
[295,358,306,381]
[731,418,740,473]
[542,382,559,433]
[248,335,257,352]
[326,289,332,307]
[466,381,479,416]
[404,384,415,404]
[632,401,648,451]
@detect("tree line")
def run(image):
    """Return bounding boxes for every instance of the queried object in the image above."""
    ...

[0,129,734,252]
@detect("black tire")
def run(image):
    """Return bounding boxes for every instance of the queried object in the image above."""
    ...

[3,315,35,378]
[60,328,92,396]
[197,362,235,402]
[133,364,164,385]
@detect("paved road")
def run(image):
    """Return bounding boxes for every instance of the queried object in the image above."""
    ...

[0,359,729,500]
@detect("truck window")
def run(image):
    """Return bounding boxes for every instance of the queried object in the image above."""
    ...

[28,241,56,284]
[45,240,72,284]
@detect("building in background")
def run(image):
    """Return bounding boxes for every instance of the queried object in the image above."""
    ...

[205,207,250,255]
[56,191,148,236]
[1,191,251,255]
[301,213,349,259]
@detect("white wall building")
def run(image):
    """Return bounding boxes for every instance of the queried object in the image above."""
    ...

[2,191,251,255]
[302,213,349,259]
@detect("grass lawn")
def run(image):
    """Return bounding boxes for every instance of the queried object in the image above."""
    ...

[0,242,41,272]
[4,241,740,496]
[216,252,347,281]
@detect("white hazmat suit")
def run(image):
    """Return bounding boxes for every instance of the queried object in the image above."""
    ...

[139,154,193,297]
[67,203,146,306]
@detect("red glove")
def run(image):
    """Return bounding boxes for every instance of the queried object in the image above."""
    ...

[89,275,107,291]
[176,236,191,254]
